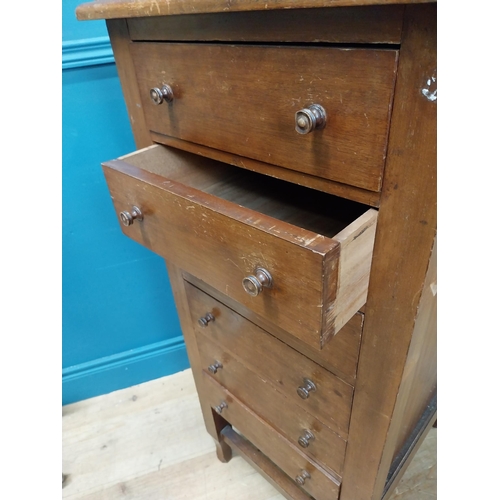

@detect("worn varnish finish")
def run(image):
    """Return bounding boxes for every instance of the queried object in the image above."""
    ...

[184,273,364,386]
[197,335,348,475]
[166,263,232,462]
[131,43,398,192]
[127,6,404,43]
[78,3,437,499]
[105,20,152,150]
[62,370,436,500]
[76,0,435,20]
[186,282,353,439]
[150,132,382,207]
[202,373,342,500]
[341,5,437,500]
[102,145,377,349]
[390,237,437,460]
[220,426,315,500]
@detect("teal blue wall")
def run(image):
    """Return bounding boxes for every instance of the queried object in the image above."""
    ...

[62,1,189,404]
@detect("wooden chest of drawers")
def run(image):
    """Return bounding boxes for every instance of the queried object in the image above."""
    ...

[76,2,437,499]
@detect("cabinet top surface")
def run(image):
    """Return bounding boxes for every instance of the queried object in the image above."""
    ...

[76,0,435,21]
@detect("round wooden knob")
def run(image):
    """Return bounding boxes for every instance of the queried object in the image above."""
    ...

[298,430,315,448]
[297,378,317,400]
[198,313,215,328]
[295,470,311,486]
[119,206,143,226]
[295,104,326,134]
[242,268,273,297]
[150,84,174,105]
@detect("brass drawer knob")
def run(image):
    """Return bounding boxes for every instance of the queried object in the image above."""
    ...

[297,378,317,400]
[119,206,143,226]
[150,84,174,105]
[295,104,327,134]
[208,361,223,374]
[242,267,273,297]
[198,313,215,328]
[214,401,228,414]
[298,430,315,448]
[295,470,311,486]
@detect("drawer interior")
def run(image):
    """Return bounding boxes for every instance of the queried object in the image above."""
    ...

[105,143,377,349]
[121,144,370,237]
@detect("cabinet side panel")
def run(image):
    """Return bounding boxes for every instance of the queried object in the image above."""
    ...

[340,4,436,500]
[390,237,437,460]
[166,262,232,461]
[106,19,152,149]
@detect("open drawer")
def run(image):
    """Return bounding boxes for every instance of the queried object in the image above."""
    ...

[102,144,377,350]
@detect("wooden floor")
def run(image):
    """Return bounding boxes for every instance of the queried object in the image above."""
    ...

[62,369,436,499]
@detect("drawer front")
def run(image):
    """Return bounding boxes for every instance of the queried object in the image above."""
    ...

[203,372,341,500]
[131,43,398,192]
[185,272,363,385]
[197,333,347,475]
[186,282,353,438]
[103,145,377,350]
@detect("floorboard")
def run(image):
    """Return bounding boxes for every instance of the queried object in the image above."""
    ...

[62,369,436,499]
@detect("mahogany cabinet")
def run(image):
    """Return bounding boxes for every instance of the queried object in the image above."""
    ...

[76,2,437,498]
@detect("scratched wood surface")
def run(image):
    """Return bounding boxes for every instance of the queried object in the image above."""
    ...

[196,333,348,475]
[202,373,342,500]
[184,272,364,386]
[126,6,404,44]
[76,0,435,21]
[150,132,382,207]
[130,43,398,192]
[62,369,436,499]
[102,145,377,350]
[340,5,437,499]
[186,281,353,440]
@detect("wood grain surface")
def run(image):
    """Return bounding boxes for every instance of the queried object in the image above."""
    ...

[187,281,353,441]
[76,0,436,21]
[131,43,398,192]
[389,237,437,461]
[221,427,315,500]
[77,3,438,499]
[105,20,152,150]
[198,335,347,475]
[202,372,341,500]
[184,272,364,386]
[102,145,376,350]
[340,5,437,499]
[166,263,233,461]
[150,132,382,207]
[127,6,404,44]
[62,369,436,500]
[199,340,348,476]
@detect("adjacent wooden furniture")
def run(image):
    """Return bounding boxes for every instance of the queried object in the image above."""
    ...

[76,2,437,499]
